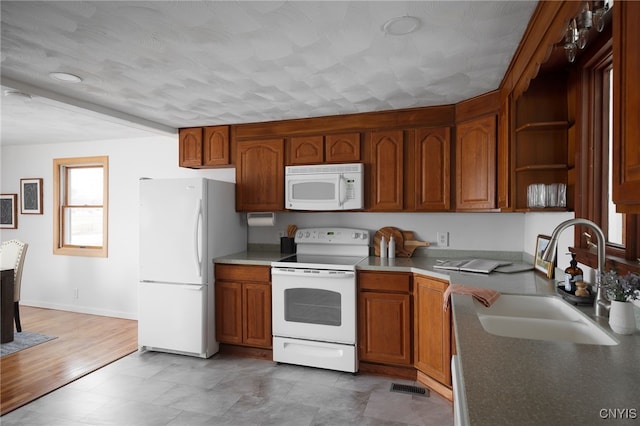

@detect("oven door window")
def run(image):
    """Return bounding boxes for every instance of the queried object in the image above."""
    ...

[284,288,341,326]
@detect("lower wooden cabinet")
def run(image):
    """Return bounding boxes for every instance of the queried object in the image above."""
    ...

[357,271,412,366]
[414,275,452,386]
[215,264,272,348]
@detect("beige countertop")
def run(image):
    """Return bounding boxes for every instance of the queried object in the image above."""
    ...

[215,251,640,425]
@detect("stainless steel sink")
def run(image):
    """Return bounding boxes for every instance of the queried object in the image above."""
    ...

[473,294,618,346]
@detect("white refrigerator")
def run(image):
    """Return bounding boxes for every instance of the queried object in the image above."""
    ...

[138,178,246,358]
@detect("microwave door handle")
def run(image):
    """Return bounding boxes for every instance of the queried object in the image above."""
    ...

[338,175,347,206]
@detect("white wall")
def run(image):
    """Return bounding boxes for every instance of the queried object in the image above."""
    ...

[1,135,574,319]
[250,211,574,258]
[1,135,235,319]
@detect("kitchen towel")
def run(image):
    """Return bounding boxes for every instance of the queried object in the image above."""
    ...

[443,284,501,311]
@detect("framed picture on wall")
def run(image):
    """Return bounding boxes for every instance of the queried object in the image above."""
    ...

[20,178,43,214]
[0,194,18,229]
[534,234,555,278]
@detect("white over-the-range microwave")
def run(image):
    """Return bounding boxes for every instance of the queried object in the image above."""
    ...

[285,163,364,211]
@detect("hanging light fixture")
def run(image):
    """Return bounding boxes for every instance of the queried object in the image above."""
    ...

[592,0,611,32]
[563,1,611,62]
[576,3,592,49]
[564,19,578,63]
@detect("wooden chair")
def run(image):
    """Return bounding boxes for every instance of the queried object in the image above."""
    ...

[0,240,28,332]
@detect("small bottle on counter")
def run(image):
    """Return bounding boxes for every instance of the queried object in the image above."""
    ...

[388,235,396,258]
[380,236,387,258]
[564,253,583,293]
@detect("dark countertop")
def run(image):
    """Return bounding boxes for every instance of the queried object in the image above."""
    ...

[215,251,640,425]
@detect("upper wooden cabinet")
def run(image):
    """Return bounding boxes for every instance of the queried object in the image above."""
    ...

[613,1,640,213]
[287,133,361,165]
[513,74,569,212]
[235,139,284,212]
[455,114,497,210]
[325,133,361,163]
[365,130,404,211]
[179,127,202,168]
[288,135,324,164]
[179,126,230,168]
[408,127,451,211]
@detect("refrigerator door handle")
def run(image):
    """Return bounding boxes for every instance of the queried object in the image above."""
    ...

[194,199,203,277]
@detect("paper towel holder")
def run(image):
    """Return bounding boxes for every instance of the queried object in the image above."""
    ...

[247,212,276,227]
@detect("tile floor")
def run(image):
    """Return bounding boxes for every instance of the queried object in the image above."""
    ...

[2,351,453,425]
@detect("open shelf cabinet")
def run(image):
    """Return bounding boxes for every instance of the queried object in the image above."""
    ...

[513,73,572,212]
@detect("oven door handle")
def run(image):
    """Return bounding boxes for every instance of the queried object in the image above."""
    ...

[272,268,355,279]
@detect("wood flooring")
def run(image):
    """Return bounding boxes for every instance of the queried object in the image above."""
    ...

[0,306,138,416]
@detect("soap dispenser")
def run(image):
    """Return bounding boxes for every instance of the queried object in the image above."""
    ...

[563,253,583,293]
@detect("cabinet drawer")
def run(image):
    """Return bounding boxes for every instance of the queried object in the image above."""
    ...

[215,264,270,282]
[358,271,411,293]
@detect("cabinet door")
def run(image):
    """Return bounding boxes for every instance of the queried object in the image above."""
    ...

[613,1,640,212]
[414,127,450,211]
[288,136,324,165]
[325,133,361,163]
[358,291,412,365]
[367,130,404,211]
[203,126,230,166]
[243,282,272,348]
[215,281,243,344]
[236,139,285,211]
[178,127,203,168]
[414,276,451,386]
[497,94,511,210]
[456,115,497,210]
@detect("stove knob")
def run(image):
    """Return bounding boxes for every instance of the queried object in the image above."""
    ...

[296,231,303,239]
[352,232,359,239]
[305,231,311,238]
[361,232,368,239]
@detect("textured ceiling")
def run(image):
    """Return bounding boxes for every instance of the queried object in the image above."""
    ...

[0,1,538,145]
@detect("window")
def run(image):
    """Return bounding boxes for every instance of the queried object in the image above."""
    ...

[53,156,108,257]
[576,37,639,274]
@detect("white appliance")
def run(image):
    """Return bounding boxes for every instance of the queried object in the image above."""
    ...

[271,227,369,373]
[285,163,364,211]
[452,355,469,425]
[138,178,246,358]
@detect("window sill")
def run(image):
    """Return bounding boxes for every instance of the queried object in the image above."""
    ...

[54,246,107,258]
[569,247,640,275]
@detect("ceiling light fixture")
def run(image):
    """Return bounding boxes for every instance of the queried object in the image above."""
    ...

[3,89,32,100]
[49,72,83,83]
[382,16,421,36]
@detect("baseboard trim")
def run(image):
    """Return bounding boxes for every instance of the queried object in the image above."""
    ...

[21,301,137,320]
[358,362,417,381]
[218,343,273,360]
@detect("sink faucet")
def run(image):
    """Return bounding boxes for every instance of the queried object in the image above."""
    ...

[542,218,610,317]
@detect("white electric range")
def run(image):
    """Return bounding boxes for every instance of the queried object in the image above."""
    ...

[271,227,370,373]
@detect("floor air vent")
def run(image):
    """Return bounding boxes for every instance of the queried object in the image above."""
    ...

[390,383,429,397]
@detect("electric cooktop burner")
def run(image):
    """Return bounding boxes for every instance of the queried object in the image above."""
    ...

[274,254,367,270]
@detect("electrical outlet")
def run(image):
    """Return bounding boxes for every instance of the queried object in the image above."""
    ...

[437,232,449,247]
